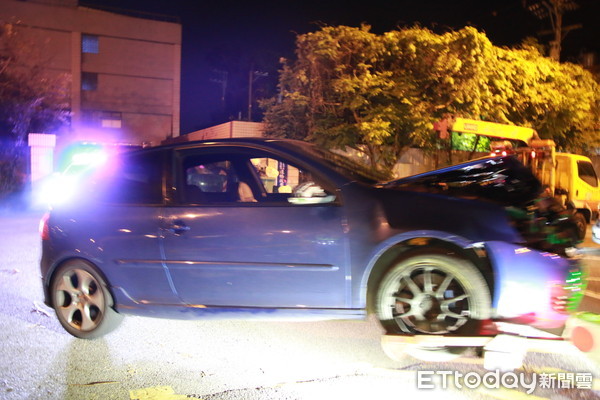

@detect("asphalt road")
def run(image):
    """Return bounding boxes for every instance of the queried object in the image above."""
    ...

[0,210,599,400]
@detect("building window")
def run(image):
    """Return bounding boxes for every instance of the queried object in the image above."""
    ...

[101,111,122,129]
[81,72,98,91]
[82,34,99,54]
[82,110,122,129]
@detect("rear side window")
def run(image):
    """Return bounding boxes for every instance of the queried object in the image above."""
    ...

[577,161,598,187]
[93,151,163,205]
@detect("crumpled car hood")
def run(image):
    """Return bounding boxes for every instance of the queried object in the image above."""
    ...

[381,155,542,207]
[380,155,579,254]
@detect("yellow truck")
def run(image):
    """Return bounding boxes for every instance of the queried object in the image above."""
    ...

[436,117,600,239]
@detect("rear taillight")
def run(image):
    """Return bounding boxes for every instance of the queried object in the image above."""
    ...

[39,213,50,241]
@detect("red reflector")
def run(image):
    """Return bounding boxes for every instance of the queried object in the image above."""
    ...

[478,319,498,336]
[571,326,594,352]
[39,213,50,241]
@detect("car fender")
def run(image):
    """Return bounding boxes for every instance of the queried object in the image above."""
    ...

[40,246,110,308]
[357,230,476,309]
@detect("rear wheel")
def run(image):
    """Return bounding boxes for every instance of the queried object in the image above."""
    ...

[375,251,491,361]
[50,260,122,339]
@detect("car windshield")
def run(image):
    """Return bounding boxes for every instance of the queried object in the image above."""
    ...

[279,141,390,184]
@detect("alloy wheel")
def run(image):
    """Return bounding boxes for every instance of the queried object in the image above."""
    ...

[54,268,105,332]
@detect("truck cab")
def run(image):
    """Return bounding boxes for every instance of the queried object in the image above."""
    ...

[555,153,600,234]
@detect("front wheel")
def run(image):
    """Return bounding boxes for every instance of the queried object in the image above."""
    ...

[50,260,123,339]
[375,252,491,335]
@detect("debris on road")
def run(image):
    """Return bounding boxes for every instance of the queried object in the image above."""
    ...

[69,380,120,386]
[0,268,19,275]
[31,301,51,317]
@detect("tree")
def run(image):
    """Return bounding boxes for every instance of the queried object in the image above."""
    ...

[0,23,70,143]
[0,22,70,200]
[262,25,600,175]
[382,27,501,164]
[262,25,426,175]
[523,0,580,61]
[490,43,600,151]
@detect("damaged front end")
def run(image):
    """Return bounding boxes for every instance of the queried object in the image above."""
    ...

[385,155,580,255]
[383,155,585,330]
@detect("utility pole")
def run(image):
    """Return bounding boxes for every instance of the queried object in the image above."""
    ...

[210,69,228,112]
[523,0,581,61]
[247,69,268,121]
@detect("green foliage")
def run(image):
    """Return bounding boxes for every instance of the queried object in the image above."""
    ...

[452,132,490,152]
[489,44,600,152]
[262,25,600,175]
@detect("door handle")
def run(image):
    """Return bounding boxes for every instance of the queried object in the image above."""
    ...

[168,219,190,235]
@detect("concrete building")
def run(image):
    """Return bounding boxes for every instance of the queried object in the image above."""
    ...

[166,121,265,144]
[0,0,182,148]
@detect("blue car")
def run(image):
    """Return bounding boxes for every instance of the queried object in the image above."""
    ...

[40,138,582,340]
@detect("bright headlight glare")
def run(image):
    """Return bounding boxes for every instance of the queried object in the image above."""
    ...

[71,150,108,166]
[38,174,80,205]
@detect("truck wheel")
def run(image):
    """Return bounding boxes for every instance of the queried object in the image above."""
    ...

[375,251,491,335]
[574,212,587,240]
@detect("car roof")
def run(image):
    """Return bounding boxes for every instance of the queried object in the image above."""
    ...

[151,137,307,152]
[126,137,387,185]
[133,137,321,167]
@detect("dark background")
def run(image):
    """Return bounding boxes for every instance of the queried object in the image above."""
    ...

[81,0,600,134]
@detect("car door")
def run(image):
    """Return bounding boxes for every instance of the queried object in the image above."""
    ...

[160,146,349,308]
[77,149,180,305]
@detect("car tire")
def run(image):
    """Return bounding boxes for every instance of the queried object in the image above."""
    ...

[573,212,587,240]
[375,251,491,336]
[50,259,122,339]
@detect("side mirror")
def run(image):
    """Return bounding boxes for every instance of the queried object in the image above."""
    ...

[288,194,336,205]
[287,182,336,205]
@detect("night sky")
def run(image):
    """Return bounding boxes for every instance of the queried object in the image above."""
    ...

[82,0,600,134]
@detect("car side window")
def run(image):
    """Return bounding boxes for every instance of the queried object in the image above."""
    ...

[186,161,236,193]
[179,149,335,205]
[250,157,315,200]
[184,159,244,203]
[95,151,163,205]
